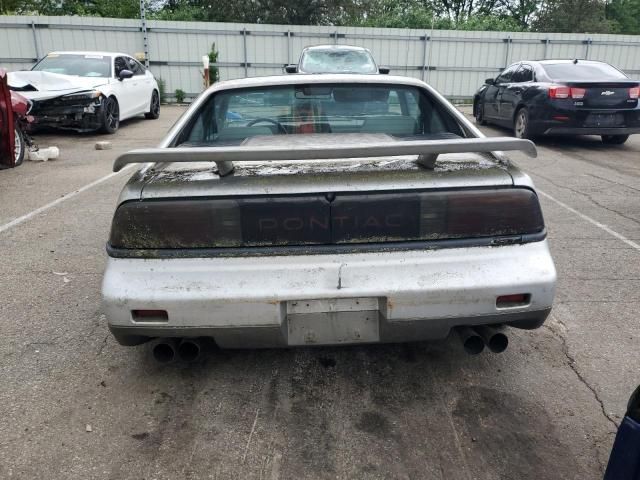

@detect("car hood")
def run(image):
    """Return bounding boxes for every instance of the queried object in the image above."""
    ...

[7,71,109,101]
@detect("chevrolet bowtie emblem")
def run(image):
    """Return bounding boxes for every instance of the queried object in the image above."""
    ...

[601,90,615,96]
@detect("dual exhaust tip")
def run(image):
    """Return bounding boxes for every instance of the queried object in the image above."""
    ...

[151,328,506,361]
[456,325,508,355]
[151,338,202,363]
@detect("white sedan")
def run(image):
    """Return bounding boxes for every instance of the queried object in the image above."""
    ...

[8,51,160,133]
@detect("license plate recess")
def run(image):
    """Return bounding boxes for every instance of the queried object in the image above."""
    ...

[286,298,380,346]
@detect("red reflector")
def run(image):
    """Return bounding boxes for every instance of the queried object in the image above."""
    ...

[132,310,168,322]
[630,87,639,99]
[549,85,570,99]
[552,115,570,121]
[496,294,530,308]
[570,87,586,99]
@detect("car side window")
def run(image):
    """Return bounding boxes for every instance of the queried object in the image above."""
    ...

[513,64,534,83]
[496,65,518,84]
[127,57,145,76]
[114,57,127,77]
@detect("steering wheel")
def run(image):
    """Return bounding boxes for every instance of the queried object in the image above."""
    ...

[247,118,288,134]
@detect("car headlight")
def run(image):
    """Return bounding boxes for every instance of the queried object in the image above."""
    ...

[62,90,103,102]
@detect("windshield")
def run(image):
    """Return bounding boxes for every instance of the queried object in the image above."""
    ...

[542,63,627,81]
[179,84,463,146]
[301,50,377,74]
[32,54,111,78]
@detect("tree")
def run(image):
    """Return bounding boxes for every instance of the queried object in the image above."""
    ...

[606,0,640,34]
[496,0,541,29]
[533,0,613,33]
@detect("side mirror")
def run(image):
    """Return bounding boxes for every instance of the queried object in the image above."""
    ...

[285,65,297,74]
[485,78,495,85]
[378,66,390,74]
[118,69,134,81]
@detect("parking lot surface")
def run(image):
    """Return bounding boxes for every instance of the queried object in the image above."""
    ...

[1,105,638,479]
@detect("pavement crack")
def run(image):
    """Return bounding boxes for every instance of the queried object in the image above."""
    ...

[533,172,640,229]
[544,322,619,430]
[96,334,109,356]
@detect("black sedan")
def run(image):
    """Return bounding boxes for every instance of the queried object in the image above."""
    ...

[473,60,640,144]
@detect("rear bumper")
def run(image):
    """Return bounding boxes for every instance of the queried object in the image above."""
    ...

[543,126,640,135]
[102,241,556,348]
[532,105,640,136]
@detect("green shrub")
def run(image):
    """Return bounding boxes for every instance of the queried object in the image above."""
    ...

[175,89,186,103]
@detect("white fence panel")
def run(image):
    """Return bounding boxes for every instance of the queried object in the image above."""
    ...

[1,15,639,100]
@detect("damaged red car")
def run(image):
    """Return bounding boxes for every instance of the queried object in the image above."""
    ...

[1,68,32,168]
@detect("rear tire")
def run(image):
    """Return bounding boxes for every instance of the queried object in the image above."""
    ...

[514,107,534,139]
[14,126,25,166]
[474,101,487,125]
[145,90,160,120]
[100,96,119,134]
[601,134,628,145]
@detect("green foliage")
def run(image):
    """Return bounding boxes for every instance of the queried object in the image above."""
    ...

[174,88,186,103]
[208,43,220,85]
[157,78,167,104]
[534,0,613,33]
[6,0,640,34]
[606,0,640,34]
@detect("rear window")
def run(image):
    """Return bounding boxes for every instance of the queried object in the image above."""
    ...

[179,84,463,146]
[542,63,627,81]
[301,50,377,74]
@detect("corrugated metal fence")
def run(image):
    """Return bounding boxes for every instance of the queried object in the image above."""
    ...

[1,15,639,100]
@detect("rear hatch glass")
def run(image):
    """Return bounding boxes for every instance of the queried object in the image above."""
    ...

[543,63,638,109]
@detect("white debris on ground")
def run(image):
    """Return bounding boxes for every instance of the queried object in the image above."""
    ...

[27,146,59,162]
[95,141,112,150]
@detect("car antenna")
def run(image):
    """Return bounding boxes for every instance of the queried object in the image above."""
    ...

[573,58,579,64]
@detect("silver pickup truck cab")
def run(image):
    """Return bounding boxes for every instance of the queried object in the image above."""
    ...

[102,74,556,361]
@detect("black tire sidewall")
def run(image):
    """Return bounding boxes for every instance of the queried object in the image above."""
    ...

[100,97,119,134]
[475,101,486,125]
[145,90,160,120]
[601,134,628,145]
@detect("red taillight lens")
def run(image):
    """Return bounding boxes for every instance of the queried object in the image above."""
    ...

[109,189,545,249]
[570,87,586,99]
[496,294,531,308]
[630,87,639,99]
[549,85,570,99]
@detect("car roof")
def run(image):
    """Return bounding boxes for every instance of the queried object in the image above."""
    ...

[201,73,426,94]
[47,51,131,58]
[534,59,609,65]
[302,45,371,52]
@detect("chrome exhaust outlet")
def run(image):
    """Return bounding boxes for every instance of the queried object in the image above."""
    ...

[473,325,508,353]
[455,326,485,355]
[177,338,202,362]
[151,338,178,363]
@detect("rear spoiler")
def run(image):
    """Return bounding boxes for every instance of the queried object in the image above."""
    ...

[113,137,537,176]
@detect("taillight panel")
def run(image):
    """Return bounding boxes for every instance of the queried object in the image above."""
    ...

[630,87,639,99]
[109,189,545,249]
[549,85,585,99]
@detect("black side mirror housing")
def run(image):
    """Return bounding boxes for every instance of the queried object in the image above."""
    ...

[285,65,297,74]
[378,67,390,74]
[485,78,495,85]
[118,69,134,81]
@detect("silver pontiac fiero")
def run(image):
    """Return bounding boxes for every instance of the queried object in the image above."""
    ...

[102,73,556,362]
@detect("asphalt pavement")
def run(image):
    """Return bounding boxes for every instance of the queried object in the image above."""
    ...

[0,105,638,479]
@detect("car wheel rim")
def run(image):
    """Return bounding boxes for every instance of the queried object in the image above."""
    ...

[107,100,119,129]
[515,112,526,138]
[14,128,22,162]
